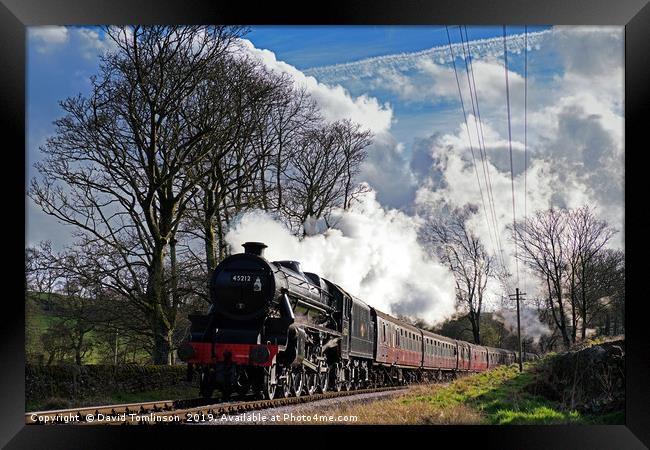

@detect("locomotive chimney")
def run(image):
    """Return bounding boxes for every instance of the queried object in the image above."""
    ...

[242,242,268,257]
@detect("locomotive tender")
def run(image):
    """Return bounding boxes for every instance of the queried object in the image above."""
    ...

[179,242,537,399]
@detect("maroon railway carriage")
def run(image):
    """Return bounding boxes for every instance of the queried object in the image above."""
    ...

[422,329,457,373]
[468,343,489,371]
[374,309,422,368]
[486,346,516,368]
[371,306,521,384]
[456,340,471,371]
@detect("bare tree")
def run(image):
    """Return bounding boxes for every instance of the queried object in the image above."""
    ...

[333,119,373,210]
[25,242,60,311]
[265,87,321,214]
[282,120,372,234]
[29,25,245,364]
[421,204,494,344]
[566,206,617,340]
[582,248,625,336]
[187,56,294,275]
[515,206,619,347]
[514,208,572,348]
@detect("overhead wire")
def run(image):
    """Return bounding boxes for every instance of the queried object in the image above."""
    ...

[459,25,509,274]
[445,25,495,256]
[523,25,528,296]
[502,25,519,287]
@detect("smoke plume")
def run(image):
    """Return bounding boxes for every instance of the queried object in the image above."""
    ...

[225,189,456,326]
[494,307,551,344]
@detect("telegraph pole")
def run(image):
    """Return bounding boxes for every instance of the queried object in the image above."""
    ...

[509,288,526,372]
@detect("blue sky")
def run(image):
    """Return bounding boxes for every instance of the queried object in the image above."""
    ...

[27,24,624,275]
[246,26,550,70]
[27,25,552,178]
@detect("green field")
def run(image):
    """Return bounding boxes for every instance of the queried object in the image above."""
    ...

[26,292,152,365]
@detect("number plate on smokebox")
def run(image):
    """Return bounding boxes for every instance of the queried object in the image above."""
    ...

[231,274,253,283]
[231,274,263,291]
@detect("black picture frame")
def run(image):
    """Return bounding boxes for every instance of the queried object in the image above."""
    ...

[2,0,648,448]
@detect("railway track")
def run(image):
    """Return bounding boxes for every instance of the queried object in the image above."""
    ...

[25,397,214,425]
[26,385,409,425]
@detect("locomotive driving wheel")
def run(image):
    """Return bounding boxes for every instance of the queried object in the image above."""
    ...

[331,363,344,392]
[280,367,291,398]
[317,361,329,393]
[236,368,251,397]
[304,356,320,396]
[290,369,304,397]
[343,365,352,391]
[263,360,278,400]
[199,369,214,399]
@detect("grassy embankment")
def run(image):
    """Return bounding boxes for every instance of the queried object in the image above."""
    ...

[302,357,624,425]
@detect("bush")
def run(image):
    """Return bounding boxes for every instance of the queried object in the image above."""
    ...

[525,339,624,414]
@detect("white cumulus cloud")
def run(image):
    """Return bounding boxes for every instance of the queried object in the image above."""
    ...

[29,26,69,53]
[236,39,394,135]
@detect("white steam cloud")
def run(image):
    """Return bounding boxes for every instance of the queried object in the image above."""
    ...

[225,190,456,325]
[494,307,551,344]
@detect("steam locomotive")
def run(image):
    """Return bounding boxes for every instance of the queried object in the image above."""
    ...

[178,242,537,399]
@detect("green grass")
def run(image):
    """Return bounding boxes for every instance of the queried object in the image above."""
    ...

[400,361,622,425]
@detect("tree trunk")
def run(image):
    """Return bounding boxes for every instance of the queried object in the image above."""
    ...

[553,278,571,348]
[276,139,283,211]
[216,209,226,261]
[580,262,588,340]
[152,310,173,365]
[148,243,172,365]
[468,310,480,344]
[169,236,179,365]
[205,222,217,272]
[570,272,577,342]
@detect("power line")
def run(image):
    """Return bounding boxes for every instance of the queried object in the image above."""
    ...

[457,27,500,265]
[523,25,528,296]
[503,25,519,287]
[445,25,494,251]
[460,26,508,274]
